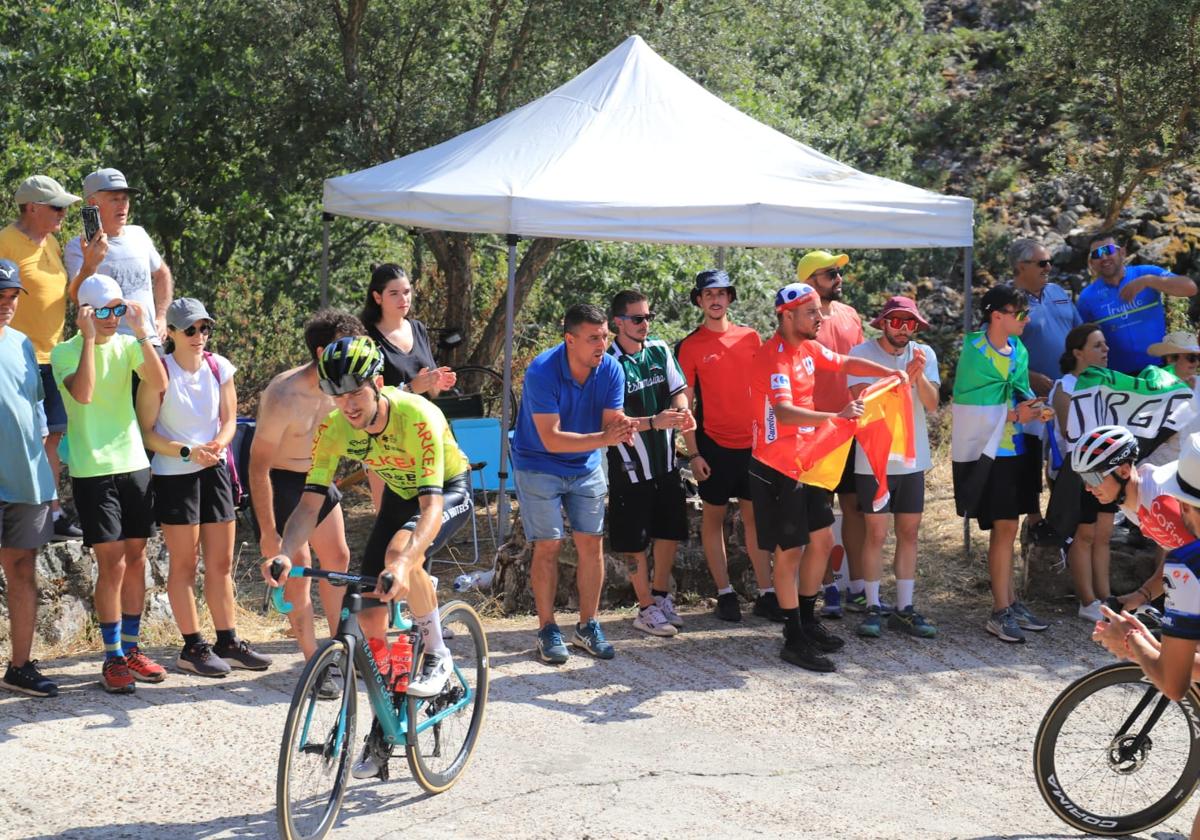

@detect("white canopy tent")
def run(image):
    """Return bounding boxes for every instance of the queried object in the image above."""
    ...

[323,34,975,539]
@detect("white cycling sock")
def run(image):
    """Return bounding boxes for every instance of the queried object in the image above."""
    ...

[414,610,449,656]
[864,580,881,607]
[850,579,865,595]
[717,585,734,596]
[896,579,914,610]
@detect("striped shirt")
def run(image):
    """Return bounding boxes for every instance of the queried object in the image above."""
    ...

[606,337,686,484]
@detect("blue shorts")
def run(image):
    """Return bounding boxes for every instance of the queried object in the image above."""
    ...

[513,465,607,541]
[39,364,67,434]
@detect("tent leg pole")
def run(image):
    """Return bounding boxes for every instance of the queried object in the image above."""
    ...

[962,245,973,556]
[715,247,726,270]
[320,212,332,308]
[497,235,519,543]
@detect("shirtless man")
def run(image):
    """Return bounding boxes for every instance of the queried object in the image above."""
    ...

[250,310,358,661]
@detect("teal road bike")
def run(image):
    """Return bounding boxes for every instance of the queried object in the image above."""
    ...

[268,562,489,840]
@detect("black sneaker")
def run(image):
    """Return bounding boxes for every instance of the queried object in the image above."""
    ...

[213,639,271,671]
[176,642,231,678]
[715,592,742,622]
[317,664,342,701]
[752,591,785,622]
[50,516,82,542]
[1,660,59,697]
[780,638,835,672]
[802,621,846,653]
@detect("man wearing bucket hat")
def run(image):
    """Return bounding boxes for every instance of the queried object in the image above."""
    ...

[0,259,61,697]
[50,273,168,693]
[66,168,173,345]
[676,269,777,623]
[845,296,940,639]
[0,175,84,541]
[796,251,871,619]
[749,282,905,672]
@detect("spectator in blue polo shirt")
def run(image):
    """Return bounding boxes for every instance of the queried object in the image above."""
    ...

[511,303,636,666]
[1008,237,1081,398]
[1077,229,1196,375]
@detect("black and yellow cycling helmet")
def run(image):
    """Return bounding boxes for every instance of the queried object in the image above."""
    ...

[317,335,384,396]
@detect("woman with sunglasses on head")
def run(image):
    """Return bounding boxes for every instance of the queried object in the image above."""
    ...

[360,264,456,509]
[136,298,269,676]
[1049,323,1115,622]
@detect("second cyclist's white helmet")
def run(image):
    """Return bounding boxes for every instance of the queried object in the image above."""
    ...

[1072,425,1139,475]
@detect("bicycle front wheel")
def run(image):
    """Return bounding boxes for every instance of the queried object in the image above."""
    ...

[277,640,357,840]
[406,600,489,793]
[1034,661,1200,836]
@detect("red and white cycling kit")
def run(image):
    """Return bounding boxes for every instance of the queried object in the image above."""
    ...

[1127,462,1192,550]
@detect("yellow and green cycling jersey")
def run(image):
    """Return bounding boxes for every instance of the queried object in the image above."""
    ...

[305,386,469,499]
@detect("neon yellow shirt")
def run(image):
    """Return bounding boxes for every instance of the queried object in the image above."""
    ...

[306,387,469,499]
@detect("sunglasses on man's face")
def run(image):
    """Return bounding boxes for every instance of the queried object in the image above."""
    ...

[885,317,918,331]
[1170,353,1200,364]
[1091,244,1120,259]
[618,313,655,325]
[999,308,1030,321]
[1023,259,1052,268]
[176,323,213,337]
[813,268,843,280]
[94,304,128,320]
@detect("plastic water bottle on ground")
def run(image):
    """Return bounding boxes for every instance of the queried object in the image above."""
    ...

[453,570,495,592]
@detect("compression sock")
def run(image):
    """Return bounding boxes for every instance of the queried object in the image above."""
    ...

[799,593,819,626]
[717,585,734,596]
[865,580,881,608]
[849,579,865,596]
[215,628,237,648]
[101,621,122,660]
[120,613,141,653]
[182,632,202,649]
[896,579,915,611]
[782,608,802,643]
[651,588,669,599]
[414,610,448,655]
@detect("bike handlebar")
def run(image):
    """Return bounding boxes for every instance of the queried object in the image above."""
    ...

[266,559,397,621]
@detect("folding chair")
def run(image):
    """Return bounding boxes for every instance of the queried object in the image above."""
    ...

[449,417,503,553]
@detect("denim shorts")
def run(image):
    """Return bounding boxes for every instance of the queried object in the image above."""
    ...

[39,364,67,434]
[513,465,607,541]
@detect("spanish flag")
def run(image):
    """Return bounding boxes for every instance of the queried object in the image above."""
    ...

[795,377,916,510]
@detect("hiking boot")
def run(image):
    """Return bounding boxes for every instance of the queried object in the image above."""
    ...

[407,650,454,698]
[857,606,883,638]
[986,608,1026,643]
[753,591,785,622]
[177,642,231,678]
[654,593,683,627]
[1,660,58,698]
[316,664,342,701]
[213,638,271,671]
[802,621,846,653]
[1012,600,1049,632]
[633,604,678,637]
[1078,600,1104,623]
[715,592,742,622]
[572,618,615,660]
[536,623,570,665]
[780,632,835,673]
[125,647,166,683]
[50,516,82,542]
[820,584,843,619]
[888,606,937,639]
[101,656,136,694]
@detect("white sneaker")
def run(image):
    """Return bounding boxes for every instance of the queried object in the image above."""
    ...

[633,604,678,637]
[406,650,454,698]
[654,594,683,628]
[1078,600,1104,622]
[351,743,382,780]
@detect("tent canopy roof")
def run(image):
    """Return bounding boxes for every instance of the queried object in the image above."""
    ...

[323,35,973,249]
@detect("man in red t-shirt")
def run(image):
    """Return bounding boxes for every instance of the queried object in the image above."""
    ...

[749,282,904,672]
[797,250,868,617]
[677,270,775,623]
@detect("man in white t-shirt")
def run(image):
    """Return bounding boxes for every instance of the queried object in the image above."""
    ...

[64,168,173,344]
[846,296,940,639]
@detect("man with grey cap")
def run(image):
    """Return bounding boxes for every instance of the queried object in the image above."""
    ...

[0,175,84,541]
[65,167,173,344]
[51,273,168,693]
[0,259,61,697]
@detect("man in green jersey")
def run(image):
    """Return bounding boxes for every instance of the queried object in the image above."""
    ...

[262,336,472,706]
[606,290,696,636]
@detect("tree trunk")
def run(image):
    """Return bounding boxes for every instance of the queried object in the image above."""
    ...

[423,231,475,367]
[468,237,560,369]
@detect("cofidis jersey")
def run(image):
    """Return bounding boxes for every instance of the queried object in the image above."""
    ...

[1163,539,1200,641]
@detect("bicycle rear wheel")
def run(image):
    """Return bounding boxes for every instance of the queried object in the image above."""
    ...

[406,600,489,793]
[1034,661,1200,836]
[277,640,357,840]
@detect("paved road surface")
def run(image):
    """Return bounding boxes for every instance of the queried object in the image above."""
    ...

[0,604,1193,839]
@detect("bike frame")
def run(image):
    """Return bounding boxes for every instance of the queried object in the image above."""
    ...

[271,567,476,747]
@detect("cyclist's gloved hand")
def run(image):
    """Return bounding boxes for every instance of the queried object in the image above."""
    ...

[261,554,291,588]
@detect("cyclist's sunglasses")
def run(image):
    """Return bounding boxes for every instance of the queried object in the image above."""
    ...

[1078,468,1116,488]
[885,317,918,331]
[318,374,371,397]
[173,323,213,337]
[617,313,656,324]
[1091,244,1120,259]
[93,303,128,320]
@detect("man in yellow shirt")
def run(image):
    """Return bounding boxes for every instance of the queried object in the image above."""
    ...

[0,176,82,540]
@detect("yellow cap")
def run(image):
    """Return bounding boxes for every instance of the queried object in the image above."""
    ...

[796,250,849,283]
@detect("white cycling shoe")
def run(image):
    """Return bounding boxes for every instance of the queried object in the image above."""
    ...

[406,650,454,698]
[352,743,382,780]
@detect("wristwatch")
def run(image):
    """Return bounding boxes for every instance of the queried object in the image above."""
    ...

[179,445,191,461]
